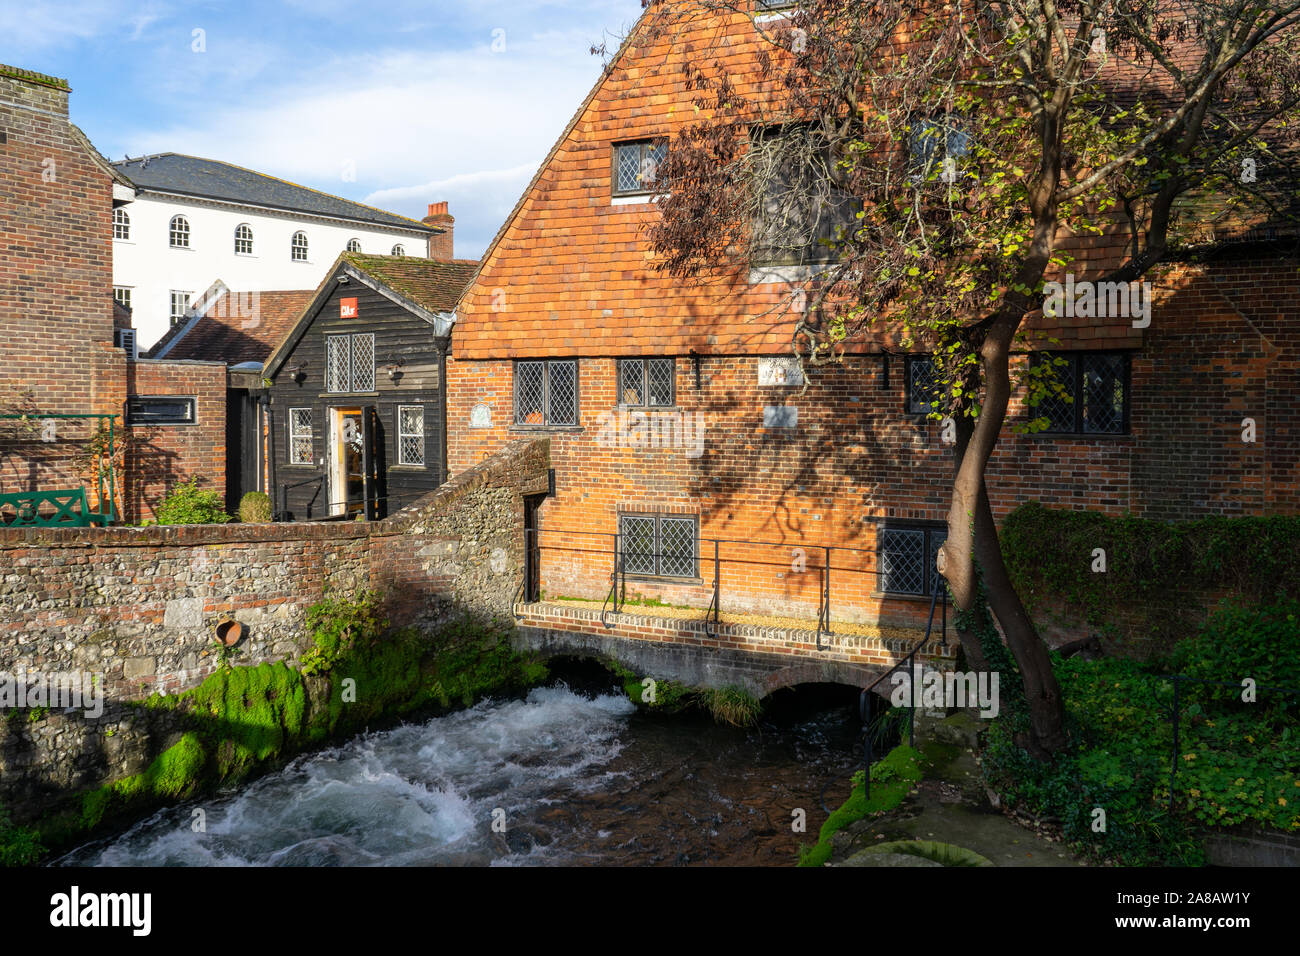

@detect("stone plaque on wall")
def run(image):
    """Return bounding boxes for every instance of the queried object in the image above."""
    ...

[763,406,798,428]
[469,403,492,428]
[758,356,804,386]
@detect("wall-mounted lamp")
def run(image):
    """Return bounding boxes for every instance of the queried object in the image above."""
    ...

[291,362,309,384]
[385,360,404,384]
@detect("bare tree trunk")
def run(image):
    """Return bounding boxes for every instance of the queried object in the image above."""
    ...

[939,311,1068,757]
[972,481,1068,756]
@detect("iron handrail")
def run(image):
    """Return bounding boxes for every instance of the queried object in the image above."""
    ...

[600,534,624,628]
[516,527,944,642]
[856,583,949,801]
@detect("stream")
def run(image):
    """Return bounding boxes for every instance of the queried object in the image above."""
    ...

[59,666,866,867]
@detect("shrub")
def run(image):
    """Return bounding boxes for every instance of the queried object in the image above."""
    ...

[981,599,1300,865]
[238,491,272,523]
[1170,599,1300,699]
[155,477,231,525]
[0,803,43,867]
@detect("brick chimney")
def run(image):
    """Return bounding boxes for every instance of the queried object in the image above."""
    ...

[422,201,454,261]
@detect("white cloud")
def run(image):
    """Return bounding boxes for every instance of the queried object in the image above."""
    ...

[1,0,170,51]
[120,30,612,257]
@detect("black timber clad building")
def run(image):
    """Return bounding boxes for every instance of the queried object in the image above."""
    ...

[262,252,479,520]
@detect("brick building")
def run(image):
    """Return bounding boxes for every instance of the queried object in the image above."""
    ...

[0,63,229,525]
[447,6,1300,630]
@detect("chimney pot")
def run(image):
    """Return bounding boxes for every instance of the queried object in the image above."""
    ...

[422,201,455,260]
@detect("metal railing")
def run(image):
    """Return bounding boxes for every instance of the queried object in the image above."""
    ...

[515,526,948,641]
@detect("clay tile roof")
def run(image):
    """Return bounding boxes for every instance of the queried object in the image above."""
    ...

[341,253,481,315]
[155,290,315,365]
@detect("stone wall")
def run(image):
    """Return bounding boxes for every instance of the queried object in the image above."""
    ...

[0,438,549,816]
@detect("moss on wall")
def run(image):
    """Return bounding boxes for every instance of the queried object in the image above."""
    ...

[796,745,924,867]
[26,593,548,863]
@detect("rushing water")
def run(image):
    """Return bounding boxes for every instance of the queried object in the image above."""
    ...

[59,667,865,867]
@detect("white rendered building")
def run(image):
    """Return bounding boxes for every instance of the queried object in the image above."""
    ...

[111,153,442,347]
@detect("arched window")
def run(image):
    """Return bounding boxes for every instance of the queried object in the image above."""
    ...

[169,215,190,248]
[391,244,405,256]
[346,238,362,253]
[291,231,308,261]
[234,224,254,255]
[113,208,130,240]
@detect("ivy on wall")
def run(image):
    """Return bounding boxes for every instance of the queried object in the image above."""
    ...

[1000,502,1300,652]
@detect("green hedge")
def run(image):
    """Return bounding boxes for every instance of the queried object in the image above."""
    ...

[1000,502,1300,653]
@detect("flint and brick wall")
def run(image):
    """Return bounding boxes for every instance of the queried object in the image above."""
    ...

[0,438,549,812]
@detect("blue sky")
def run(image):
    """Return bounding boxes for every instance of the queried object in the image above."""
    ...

[2,0,645,257]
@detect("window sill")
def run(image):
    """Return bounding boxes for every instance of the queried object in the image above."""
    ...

[871,591,941,603]
[508,424,584,434]
[1027,430,1132,440]
[390,464,427,472]
[622,574,705,587]
[748,262,836,285]
[323,392,380,398]
[615,404,680,412]
[611,193,668,206]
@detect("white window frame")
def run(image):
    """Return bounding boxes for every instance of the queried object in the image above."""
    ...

[391,244,405,256]
[113,286,132,311]
[169,290,192,325]
[291,230,309,262]
[346,238,362,253]
[113,208,130,240]
[288,408,313,465]
[397,405,426,466]
[234,223,254,255]
[169,215,190,248]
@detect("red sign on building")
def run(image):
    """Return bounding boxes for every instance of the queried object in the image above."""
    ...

[340,297,358,319]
